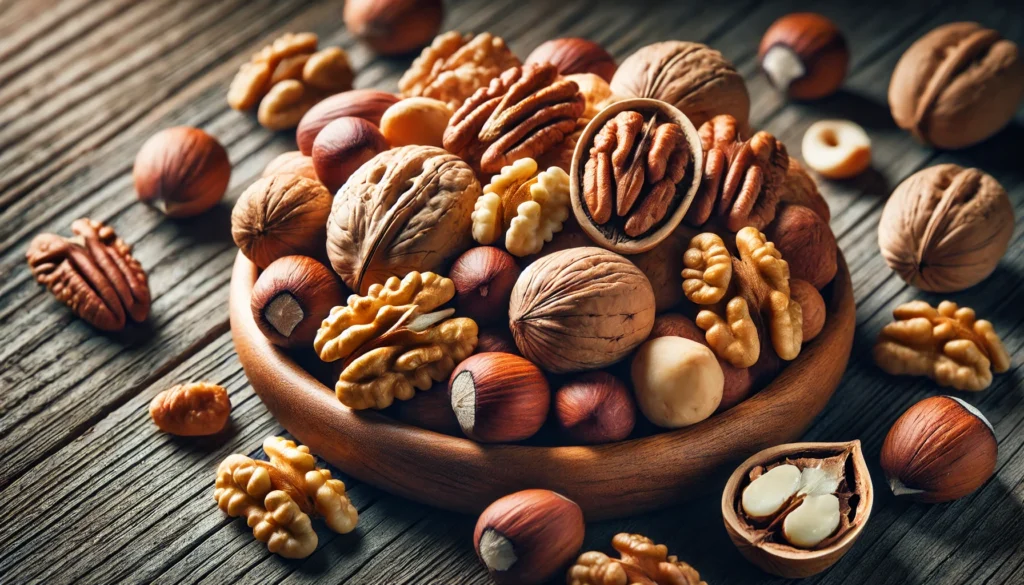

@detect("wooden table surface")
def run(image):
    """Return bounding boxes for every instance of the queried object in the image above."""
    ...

[1,0,1022,583]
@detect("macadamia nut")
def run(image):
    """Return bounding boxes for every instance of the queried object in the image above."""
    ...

[630,336,723,428]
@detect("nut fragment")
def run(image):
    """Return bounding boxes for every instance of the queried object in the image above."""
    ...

[133,127,231,218]
[567,533,706,585]
[874,300,1009,391]
[399,31,521,110]
[564,73,620,121]
[27,218,150,331]
[379,97,452,147]
[790,279,825,341]
[524,38,617,82]
[758,13,849,100]
[801,119,871,179]
[343,0,442,55]
[214,436,358,558]
[150,382,231,436]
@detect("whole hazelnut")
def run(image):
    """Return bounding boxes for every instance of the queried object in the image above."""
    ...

[250,255,346,348]
[553,372,635,444]
[474,489,585,585]
[524,38,617,82]
[880,396,997,503]
[449,246,521,326]
[390,383,462,436]
[343,0,442,56]
[297,89,400,154]
[764,204,837,290]
[790,279,825,342]
[262,151,318,182]
[133,127,231,218]
[312,117,389,192]
[449,352,550,443]
[379,97,452,147]
[758,13,849,100]
[631,336,723,428]
[475,328,520,356]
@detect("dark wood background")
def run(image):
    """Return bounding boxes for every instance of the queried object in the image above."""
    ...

[1,0,1022,583]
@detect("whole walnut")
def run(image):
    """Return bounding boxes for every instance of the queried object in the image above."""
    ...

[509,247,656,373]
[231,175,332,269]
[326,145,480,294]
[889,22,1024,149]
[879,164,1013,293]
[611,41,750,130]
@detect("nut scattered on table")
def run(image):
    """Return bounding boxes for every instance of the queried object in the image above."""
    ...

[878,164,1014,293]
[297,89,400,154]
[554,371,636,444]
[874,300,1010,391]
[311,116,389,192]
[27,218,150,332]
[261,151,318,181]
[449,352,550,442]
[632,336,723,428]
[250,255,347,348]
[764,203,837,290]
[214,436,358,558]
[379,97,453,147]
[801,119,871,179]
[758,13,849,100]
[448,246,521,325]
[888,22,1024,149]
[524,37,617,82]
[149,382,231,436]
[343,0,442,55]
[880,396,997,503]
[133,127,231,218]
[399,31,521,110]
[568,533,706,585]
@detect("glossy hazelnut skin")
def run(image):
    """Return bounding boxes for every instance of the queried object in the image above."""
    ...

[312,117,389,192]
[764,204,837,290]
[449,247,521,326]
[758,13,849,100]
[524,38,617,82]
[390,382,462,436]
[250,255,347,348]
[297,89,400,154]
[790,279,825,341]
[475,328,520,356]
[554,372,635,444]
[449,352,550,443]
[474,489,585,585]
[343,0,443,56]
[133,127,231,218]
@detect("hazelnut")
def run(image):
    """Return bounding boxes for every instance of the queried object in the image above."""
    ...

[758,13,849,100]
[524,38,617,82]
[474,489,585,585]
[297,89,400,154]
[630,226,694,312]
[379,97,452,147]
[563,73,619,120]
[250,255,346,348]
[231,174,332,269]
[631,336,723,428]
[262,151,318,182]
[879,164,1013,292]
[553,371,635,444]
[133,127,231,218]
[801,119,871,179]
[149,382,231,436]
[390,382,462,435]
[764,204,837,290]
[449,246,520,326]
[475,328,519,355]
[343,0,443,56]
[311,117,389,192]
[880,396,997,503]
[449,352,550,443]
[790,279,825,341]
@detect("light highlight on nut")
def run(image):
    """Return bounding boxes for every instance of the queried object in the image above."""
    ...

[801,120,870,179]
[783,494,841,548]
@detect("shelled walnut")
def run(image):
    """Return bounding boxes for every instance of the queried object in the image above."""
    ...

[314,271,478,409]
[568,533,706,585]
[26,218,150,331]
[214,436,358,558]
[399,31,521,110]
[874,300,1010,391]
[149,382,231,436]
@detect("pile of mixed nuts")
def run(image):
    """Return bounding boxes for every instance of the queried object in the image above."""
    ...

[24,1,1021,581]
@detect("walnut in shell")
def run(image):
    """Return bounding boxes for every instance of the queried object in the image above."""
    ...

[509,246,655,373]
[326,145,480,294]
[567,533,706,585]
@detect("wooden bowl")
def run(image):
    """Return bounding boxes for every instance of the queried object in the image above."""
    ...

[230,250,855,520]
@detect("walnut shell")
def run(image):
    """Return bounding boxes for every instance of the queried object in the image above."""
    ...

[879,164,1013,292]
[509,247,655,373]
[326,145,480,294]
[611,41,750,130]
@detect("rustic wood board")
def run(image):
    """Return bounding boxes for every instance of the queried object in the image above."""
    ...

[0,0,1021,583]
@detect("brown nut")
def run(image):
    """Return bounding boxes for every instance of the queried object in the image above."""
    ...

[475,489,585,585]
[399,31,521,110]
[149,382,231,436]
[26,218,150,332]
[880,396,997,503]
[257,79,325,131]
[389,381,462,435]
[475,327,519,356]
[564,73,619,121]
[630,225,696,312]
[133,127,231,218]
[297,89,400,155]
[611,41,750,130]
[250,255,347,348]
[227,32,319,111]
[343,0,442,56]
[302,47,355,93]
[554,371,636,444]
[779,156,830,223]
[790,279,825,341]
[764,204,837,290]
[878,164,1013,293]
[801,120,871,180]
[524,38,617,82]
[631,336,723,428]
[510,247,656,373]
[311,117,389,192]
[327,145,480,294]
[449,352,550,443]
[758,13,849,100]
[889,22,1024,149]
[262,151,318,181]
[231,175,332,269]
[449,246,520,326]
[379,97,452,147]
[568,533,706,585]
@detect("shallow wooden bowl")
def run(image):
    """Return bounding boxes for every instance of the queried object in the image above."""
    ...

[230,250,855,520]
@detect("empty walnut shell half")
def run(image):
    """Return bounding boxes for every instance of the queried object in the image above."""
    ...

[570,98,703,254]
[722,441,873,579]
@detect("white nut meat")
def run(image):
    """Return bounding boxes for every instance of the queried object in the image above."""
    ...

[783,494,841,548]
[801,119,871,179]
[741,464,801,520]
[630,336,723,428]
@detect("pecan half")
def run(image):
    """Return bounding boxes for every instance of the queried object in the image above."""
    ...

[443,64,585,174]
[27,218,150,331]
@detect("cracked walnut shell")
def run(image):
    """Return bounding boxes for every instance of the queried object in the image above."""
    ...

[26,218,150,331]
[314,271,478,409]
[874,300,1009,391]
[399,31,521,110]
[149,382,231,436]
[567,533,706,585]
[215,436,357,558]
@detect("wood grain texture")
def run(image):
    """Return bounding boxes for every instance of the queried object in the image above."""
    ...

[0,0,1022,583]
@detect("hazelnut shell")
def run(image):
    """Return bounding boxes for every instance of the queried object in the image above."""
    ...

[250,255,346,348]
[343,0,442,56]
[133,127,230,218]
[311,117,389,192]
[554,371,636,444]
[297,89,400,155]
[449,247,521,326]
[758,13,849,100]
[449,352,550,443]
[389,382,462,436]
[790,279,825,341]
[764,204,837,290]
[524,38,617,82]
